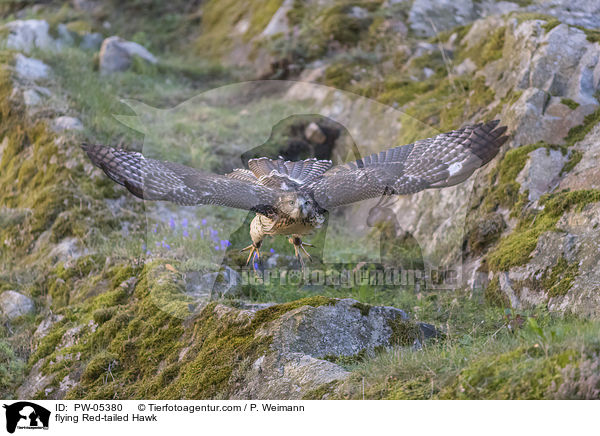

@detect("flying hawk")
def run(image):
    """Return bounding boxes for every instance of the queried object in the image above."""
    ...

[82,120,508,268]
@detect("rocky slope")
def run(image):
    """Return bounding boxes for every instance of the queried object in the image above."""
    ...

[0,0,599,399]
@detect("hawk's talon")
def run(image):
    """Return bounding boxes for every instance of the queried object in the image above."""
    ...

[288,236,313,269]
[241,244,261,270]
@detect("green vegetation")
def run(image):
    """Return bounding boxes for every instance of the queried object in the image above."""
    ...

[541,257,579,298]
[1,0,600,401]
[340,310,600,399]
[487,190,600,271]
[561,98,580,110]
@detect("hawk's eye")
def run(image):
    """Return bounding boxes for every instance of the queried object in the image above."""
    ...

[289,200,295,206]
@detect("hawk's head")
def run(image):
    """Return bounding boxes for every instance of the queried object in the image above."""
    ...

[276,193,319,220]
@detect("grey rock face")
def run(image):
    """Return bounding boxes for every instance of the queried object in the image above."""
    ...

[99,36,157,74]
[0,291,35,320]
[559,123,600,191]
[516,147,569,202]
[4,19,55,53]
[258,298,410,358]
[14,54,50,81]
[496,202,600,317]
[261,0,293,37]
[80,33,103,50]
[409,0,477,37]
[479,20,599,146]
[232,298,437,399]
[52,116,84,132]
[527,0,600,29]
[33,313,65,345]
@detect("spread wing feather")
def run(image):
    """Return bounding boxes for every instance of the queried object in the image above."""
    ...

[248,157,332,190]
[307,120,508,209]
[81,144,281,216]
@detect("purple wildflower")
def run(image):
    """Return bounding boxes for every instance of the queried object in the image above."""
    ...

[169,218,176,229]
[182,218,188,228]
[215,245,220,250]
[202,219,207,226]
[183,230,189,237]
[270,248,275,254]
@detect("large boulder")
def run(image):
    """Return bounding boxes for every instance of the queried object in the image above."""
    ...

[0,291,35,320]
[99,36,157,74]
[3,19,55,53]
[233,298,437,399]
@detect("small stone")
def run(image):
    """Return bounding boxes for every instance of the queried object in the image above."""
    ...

[23,89,42,106]
[53,116,83,132]
[80,32,103,50]
[0,291,35,320]
[15,54,50,81]
[99,36,157,74]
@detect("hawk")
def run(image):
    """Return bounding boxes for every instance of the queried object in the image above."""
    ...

[82,120,508,269]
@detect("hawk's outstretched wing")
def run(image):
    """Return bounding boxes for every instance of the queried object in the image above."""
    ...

[306,120,508,209]
[81,144,282,216]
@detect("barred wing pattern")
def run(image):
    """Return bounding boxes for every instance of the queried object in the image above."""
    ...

[82,120,507,214]
[307,120,508,209]
[81,144,282,216]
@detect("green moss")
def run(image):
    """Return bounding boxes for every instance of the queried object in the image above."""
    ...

[573,26,600,44]
[440,348,575,399]
[561,98,580,110]
[430,23,472,44]
[564,106,600,146]
[457,26,506,68]
[302,380,339,399]
[481,143,543,213]
[319,2,378,46]
[388,317,421,346]
[194,0,283,58]
[560,150,582,176]
[542,257,579,298]
[80,351,119,384]
[28,324,68,368]
[92,307,117,325]
[0,340,25,397]
[487,190,600,271]
[541,18,561,33]
[484,277,509,307]
[352,302,372,317]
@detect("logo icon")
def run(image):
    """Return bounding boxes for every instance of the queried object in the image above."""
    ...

[3,402,50,434]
